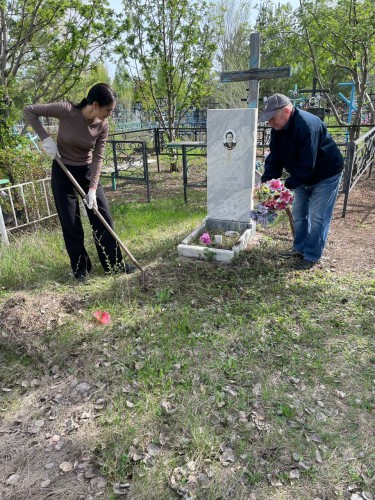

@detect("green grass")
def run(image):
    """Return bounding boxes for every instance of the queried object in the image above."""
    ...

[0,188,374,499]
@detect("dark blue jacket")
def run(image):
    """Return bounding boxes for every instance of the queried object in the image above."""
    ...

[261,108,344,189]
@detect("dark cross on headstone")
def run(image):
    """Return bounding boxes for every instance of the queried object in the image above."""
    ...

[220,32,291,109]
[299,76,330,98]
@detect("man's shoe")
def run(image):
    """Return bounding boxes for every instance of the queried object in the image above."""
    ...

[294,259,317,270]
[278,250,304,259]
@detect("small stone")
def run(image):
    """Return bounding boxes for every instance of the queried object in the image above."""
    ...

[41,479,51,488]
[357,451,366,459]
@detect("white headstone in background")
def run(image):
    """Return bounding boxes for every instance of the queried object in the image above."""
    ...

[207,108,257,227]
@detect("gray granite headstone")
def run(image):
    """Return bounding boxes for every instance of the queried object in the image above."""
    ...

[207,108,257,232]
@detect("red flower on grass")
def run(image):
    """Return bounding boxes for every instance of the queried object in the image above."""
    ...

[93,310,111,325]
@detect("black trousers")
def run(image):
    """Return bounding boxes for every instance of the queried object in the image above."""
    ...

[51,161,124,276]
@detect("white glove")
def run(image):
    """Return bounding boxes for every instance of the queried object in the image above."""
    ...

[86,188,97,210]
[42,137,60,158]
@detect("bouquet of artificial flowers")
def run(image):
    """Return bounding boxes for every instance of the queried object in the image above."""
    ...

[250,179,294,231]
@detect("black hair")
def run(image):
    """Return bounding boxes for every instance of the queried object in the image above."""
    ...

[73,83,117,109]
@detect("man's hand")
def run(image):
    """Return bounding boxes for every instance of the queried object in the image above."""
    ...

[42,137,60,159]
[86,188,97,210]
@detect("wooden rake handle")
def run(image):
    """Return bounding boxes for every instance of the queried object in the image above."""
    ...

[285,207,295,238]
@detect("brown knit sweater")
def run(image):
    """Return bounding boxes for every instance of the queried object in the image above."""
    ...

[24,101,109,188]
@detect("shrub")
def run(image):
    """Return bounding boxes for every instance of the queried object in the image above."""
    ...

[0,147,49,185]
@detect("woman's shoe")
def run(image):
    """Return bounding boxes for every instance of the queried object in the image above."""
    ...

[125,263,137,274]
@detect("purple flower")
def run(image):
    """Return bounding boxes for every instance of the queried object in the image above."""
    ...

[250,204,278,228]
[199,232,212,245]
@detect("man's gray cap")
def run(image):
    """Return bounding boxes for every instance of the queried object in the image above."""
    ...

[259,93,291,122]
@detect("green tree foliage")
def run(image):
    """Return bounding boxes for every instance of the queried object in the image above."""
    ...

[121,0,222,142]
[112,62,133,114]
[0,0,127,181]
[252,0,374,131]
[253,0,306,97]
[214,0,253,109]
[65,63,112,105]
[0,0,127,129]
[296,0,375,131]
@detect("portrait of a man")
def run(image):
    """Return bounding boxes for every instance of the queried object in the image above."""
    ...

[223,130,237,150]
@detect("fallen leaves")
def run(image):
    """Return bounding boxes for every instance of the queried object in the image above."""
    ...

[59,461,73,473]
[219,445,236,466]
[113,482,130,495]
[169,461,212,498]
[6,474,20,485]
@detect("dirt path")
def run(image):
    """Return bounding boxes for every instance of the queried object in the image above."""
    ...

[322,172,375,275]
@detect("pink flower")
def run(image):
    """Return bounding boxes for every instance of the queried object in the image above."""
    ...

[93,310,111,325]
[253,179,294,214]
[199,232,212,245]
[268,179,283,190]
[279,190,294,203]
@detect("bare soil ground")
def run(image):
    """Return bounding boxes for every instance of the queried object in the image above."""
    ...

[325,173,375,275]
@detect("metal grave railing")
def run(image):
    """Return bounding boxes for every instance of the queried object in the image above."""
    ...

[0,178,57,244]
[341,126,375,217]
